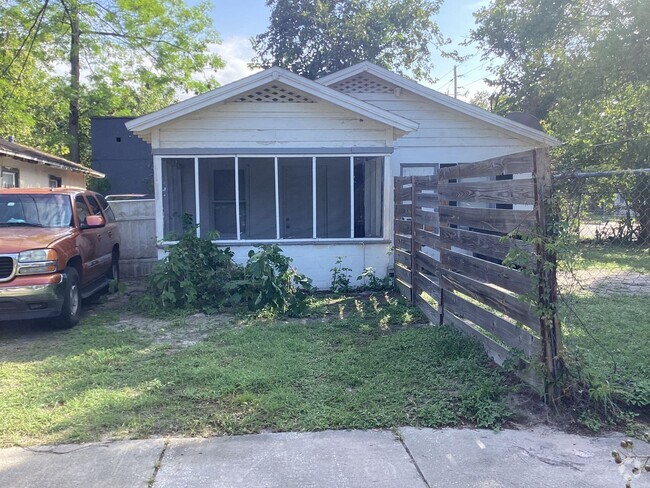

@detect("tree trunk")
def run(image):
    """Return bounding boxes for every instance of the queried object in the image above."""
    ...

[68,3,81,163]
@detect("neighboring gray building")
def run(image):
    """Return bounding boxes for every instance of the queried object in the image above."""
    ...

[91,117,153,195]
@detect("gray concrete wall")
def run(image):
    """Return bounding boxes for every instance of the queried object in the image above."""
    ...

[110,199,157,277]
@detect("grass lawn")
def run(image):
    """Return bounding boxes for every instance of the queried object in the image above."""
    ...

[572,242,650,273]
[0,292,510,447]
[560,243,650,412]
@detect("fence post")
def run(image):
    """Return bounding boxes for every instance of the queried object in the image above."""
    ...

[410,176,417,304]
[533,148,563,399]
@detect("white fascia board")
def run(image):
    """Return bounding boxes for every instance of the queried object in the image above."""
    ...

[0,149,105,178]
[318,62,562,147]
[126,66,418,134]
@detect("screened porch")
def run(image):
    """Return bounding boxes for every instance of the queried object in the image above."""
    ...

[158,155,388,243]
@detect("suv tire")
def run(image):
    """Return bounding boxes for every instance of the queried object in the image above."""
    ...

[107,250,119,291]
[56,267,81,329]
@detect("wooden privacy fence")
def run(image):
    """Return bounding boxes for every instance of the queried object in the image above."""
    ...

[394,149,561,392]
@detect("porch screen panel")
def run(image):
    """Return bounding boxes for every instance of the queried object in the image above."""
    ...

[198,158,239,240]
[162,158,196,239]
[278,157,313,239]
[239,157,276,239]
[316,157,350,238]
[354,156,384,238]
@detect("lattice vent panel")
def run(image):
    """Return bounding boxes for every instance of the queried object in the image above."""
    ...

[233,84,316,103]
[331,74,397,94]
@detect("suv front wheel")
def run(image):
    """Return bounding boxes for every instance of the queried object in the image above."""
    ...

[56,267,81,329]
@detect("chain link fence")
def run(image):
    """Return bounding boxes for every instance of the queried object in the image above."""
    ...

[552,168,650,411]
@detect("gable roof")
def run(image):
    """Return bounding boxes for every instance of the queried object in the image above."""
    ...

[317,61,561,147]
[0,138,104,178]
[126,67,419,134]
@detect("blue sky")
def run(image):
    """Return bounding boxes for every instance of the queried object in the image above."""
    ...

[205,0,492,100]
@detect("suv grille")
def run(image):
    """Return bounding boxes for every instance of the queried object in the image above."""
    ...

[0,256,14,280]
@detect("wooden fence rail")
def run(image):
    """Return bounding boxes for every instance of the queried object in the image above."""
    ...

[394,149,561,394]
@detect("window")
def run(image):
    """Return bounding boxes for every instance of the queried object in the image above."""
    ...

[354,156,384,238]
[316,157,350,238]
[160,155,385,242]
[198,158,241,240]
[1,168,19,188]
[0,194,72,227]
[239,158,275,239]
[279,157,312,239]
[162,158,196,239]
[86,195,102,216]
[400,163,439,176]
[75,195,90,224]
[95,194,116,223]
[49,175,62,188]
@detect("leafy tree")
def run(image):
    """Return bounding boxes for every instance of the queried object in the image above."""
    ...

[0,0,223,162]
[471,0,650,241]
[251,0,451,81]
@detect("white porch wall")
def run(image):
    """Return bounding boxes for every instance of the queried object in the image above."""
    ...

[0,156,87,188]
[157,242,391,290]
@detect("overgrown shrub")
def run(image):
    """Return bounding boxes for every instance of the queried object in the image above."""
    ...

[357,266,394,291]
[330,256,352,293]
[229,244,313,315]
[146,229,239,312]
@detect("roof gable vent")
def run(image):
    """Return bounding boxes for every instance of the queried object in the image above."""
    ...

[331,74,397,94]
[233,83,316,103]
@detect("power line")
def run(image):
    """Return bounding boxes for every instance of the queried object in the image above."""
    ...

[458,60,488,78]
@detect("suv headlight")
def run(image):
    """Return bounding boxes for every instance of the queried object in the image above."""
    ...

[17,249,59,275]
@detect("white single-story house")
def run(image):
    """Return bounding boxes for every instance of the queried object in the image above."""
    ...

[0,138,104,189]
[126,62,560,288]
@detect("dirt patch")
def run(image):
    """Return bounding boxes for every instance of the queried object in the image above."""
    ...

[84,279,244,352]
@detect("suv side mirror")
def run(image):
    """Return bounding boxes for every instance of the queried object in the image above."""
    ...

[81,215,105,229]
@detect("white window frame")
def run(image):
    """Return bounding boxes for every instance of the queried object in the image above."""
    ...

[1,167,19,188]
[49,175,62,188]
[157,153,391,246]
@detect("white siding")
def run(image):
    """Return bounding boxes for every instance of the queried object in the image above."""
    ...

[340,90,538,174]
[0,156,87,188]
[158,98,393,150]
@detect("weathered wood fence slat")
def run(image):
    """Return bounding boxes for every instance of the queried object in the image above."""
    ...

[393,149,560,394]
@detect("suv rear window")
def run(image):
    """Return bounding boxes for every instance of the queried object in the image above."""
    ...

[0,194,73,228]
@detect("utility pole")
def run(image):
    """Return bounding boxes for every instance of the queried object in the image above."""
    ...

[453,65,457,99]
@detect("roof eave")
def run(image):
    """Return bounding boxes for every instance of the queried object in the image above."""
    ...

[0,150,104,178]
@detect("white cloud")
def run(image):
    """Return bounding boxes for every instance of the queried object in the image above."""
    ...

[210,36,262,86]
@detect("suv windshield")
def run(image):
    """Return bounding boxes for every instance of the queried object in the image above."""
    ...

[0,194,73,228]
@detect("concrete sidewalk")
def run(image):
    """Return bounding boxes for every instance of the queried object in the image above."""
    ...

[1,427,648,487]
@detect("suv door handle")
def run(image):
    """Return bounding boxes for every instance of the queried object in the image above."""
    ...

[108,230,113,238]
[97,234,102,240]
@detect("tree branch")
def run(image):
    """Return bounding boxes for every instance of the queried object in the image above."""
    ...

[81,30,190,53]
[1,0,50,79]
